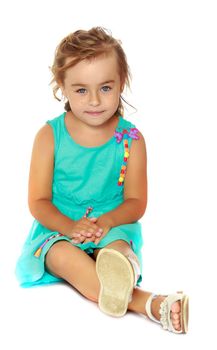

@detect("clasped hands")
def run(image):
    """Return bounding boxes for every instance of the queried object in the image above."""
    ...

[67,214,112,245]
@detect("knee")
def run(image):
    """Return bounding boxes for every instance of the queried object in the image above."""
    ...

[106,239,130,251]
[105,240,140,268]
[106,239,132,256]
[45,241,76,270]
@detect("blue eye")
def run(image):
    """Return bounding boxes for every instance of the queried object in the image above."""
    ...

[76,88,86,94]
[76,86,112,94]
[102,86,111,92]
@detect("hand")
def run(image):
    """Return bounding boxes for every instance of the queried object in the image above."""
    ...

[65,217,103,244]
[82,214,113,245]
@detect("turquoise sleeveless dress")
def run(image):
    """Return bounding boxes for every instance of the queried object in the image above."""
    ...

[15,112,144,287]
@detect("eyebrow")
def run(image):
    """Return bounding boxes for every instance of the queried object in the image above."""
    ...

[71,80,115,87]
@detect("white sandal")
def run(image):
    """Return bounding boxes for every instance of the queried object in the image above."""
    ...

[96,248,140,317]
[145,292,189,333]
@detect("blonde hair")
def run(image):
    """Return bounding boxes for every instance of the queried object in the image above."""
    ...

[49,27,136,116]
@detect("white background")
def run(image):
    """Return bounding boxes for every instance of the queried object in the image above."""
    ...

[0,0,216,349]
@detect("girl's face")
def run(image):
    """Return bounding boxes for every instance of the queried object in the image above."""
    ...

[60,52,124,127]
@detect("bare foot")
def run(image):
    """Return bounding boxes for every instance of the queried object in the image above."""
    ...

[151,295,182,331]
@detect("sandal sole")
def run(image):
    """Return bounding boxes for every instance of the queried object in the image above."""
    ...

[96,248,134,317]
[181,294,189,333]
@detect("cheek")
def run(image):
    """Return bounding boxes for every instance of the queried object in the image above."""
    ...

[68,94,85,107]
[112,93,121,106]
[106,91,120,104]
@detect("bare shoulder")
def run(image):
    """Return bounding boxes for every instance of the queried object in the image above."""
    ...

[131,130,147,157]
[33,123,54,149]
[28,123,55,208]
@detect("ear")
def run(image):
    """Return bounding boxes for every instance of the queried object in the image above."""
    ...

[60,86,68,100]
[57,80,67,98]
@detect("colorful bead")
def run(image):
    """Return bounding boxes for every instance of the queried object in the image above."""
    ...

[84,206,93,217]
[114,126,140,186]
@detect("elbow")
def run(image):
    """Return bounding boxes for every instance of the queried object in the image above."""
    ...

[142,203,147,217]
[28,197,34,215]
[28,198,47,218]
[126,198,147,218]
[28,200,37,218]
[137,199,147,218]
[140,202,147,218]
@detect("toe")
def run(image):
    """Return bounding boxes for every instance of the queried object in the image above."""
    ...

[172,319,181,330]
[171,302,182,331]
[173,319,180,325]
[171,313,179,320]
[171,301,181,313]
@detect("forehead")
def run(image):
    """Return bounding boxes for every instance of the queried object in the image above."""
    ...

[64,52,119,82]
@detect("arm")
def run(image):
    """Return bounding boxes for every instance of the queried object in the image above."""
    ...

[103,131,148,228]
[30,198,74,235]
[28,124,75,235]
[102,198,146,227]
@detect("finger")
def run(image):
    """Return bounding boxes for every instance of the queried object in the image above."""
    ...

[84,226,95,235]
[83,238,92,243]
[95,231,102,237]
[79,229,92,237]
[81,230,93,238]
[72,234,86,243]
[88,223,104,234]
[85,223,103,235]
[83,234,97,243]
[85,221,100,232]
[71,239,79,244]
[80,223,99,236]
[86,221,100,230]
[73,233,81,238]
[94,238,101,245]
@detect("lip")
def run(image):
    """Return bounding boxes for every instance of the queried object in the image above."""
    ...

[86,111,104,116]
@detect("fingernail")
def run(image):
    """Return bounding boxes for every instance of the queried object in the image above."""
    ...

[99,228,103,232]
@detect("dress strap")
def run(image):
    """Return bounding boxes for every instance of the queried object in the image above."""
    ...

[114,126,140,186]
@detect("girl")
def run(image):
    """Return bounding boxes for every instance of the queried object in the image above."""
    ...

[16,27,189,334]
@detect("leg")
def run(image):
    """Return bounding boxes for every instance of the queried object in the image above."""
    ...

[46,240,182,331]
[93,240,182,331]
[45,241,100,302]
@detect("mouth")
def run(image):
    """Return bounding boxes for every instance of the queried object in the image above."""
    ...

[86,111,104,116]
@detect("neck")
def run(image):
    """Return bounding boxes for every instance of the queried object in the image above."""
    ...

[69,111,118,134]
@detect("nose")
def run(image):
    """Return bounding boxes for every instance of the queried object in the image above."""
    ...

[89,91,100,106]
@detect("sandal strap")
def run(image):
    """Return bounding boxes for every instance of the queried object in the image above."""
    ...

[145,293,161,323]
[127,255,141,287]
[145,292,186,334]
[126,255,141,303]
